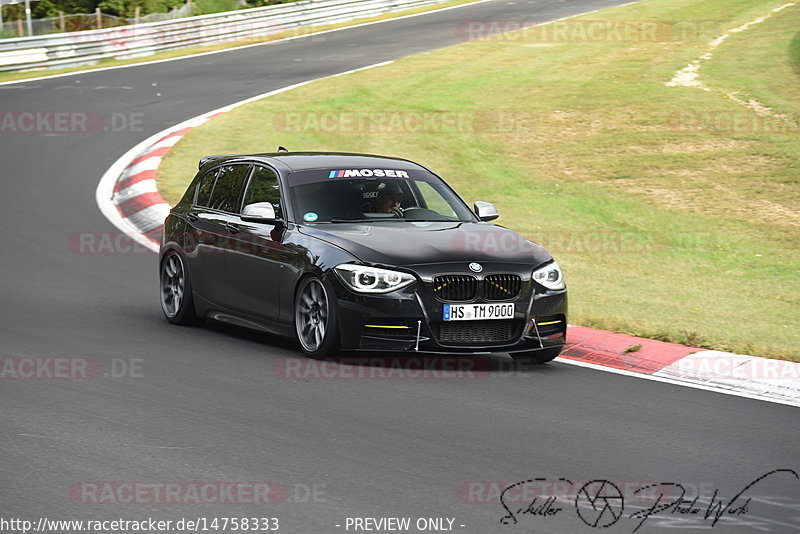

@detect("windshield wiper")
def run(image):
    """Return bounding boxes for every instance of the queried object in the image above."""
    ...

[324,218,462,224]
[328,218,404,223]
[402,219,459,223]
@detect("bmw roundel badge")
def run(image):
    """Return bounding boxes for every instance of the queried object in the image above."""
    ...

[469,262,483,273]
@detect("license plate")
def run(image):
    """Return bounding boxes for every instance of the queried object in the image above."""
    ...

[443,303,514,321]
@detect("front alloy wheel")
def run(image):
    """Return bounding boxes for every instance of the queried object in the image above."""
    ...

[295,276,339,358]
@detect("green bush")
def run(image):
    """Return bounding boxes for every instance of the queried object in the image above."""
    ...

[33,0,98,17]
[97,0,184,17]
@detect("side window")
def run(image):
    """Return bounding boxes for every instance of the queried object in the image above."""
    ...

[208,164,250,213]
[242,165,283,220]
[416,181,457,218]
[195,169,218,207]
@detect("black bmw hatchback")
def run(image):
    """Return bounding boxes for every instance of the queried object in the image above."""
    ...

[160,151,567,363]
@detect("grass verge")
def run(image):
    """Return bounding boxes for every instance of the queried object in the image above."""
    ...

[0,0,481,84]
[159,0,800,361]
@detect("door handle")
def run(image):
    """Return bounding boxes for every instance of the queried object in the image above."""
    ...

[226,222,241,233]
[186,211,199,222]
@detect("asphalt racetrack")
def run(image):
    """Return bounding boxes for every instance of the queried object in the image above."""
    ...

[1,0,798,532]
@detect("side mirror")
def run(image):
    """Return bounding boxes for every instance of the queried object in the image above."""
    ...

[241,202,278,223]
[474,201,499,222]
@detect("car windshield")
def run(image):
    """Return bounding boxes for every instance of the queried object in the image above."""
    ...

[288,169,477,224]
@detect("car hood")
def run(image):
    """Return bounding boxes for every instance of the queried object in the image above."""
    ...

[298,221,552,267]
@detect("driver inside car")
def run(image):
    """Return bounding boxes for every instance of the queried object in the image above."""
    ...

[375,182,404,216]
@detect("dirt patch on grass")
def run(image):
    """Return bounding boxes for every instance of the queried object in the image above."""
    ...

[613,182,800,229]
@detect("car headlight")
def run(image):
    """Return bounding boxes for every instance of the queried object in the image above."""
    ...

[532,261,565,290]
[334,264,415,294]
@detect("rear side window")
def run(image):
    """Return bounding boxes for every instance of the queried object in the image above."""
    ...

[242,165,283,220]
[195,169,218,207]
[208,164,251,212]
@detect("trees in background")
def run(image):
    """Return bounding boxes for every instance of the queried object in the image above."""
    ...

[1,0,186,19]
[32,0,100,17]
[95,0,184,17]
[1,0,299,22]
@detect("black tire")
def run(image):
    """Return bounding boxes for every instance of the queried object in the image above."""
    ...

[510,346,562,365]
[294,275,340,359]
[160,251,200,325]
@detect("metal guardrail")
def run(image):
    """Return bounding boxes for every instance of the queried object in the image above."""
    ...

[0,0,448,72]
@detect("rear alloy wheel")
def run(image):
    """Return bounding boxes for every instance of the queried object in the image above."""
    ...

[295,276,339,358]
[160,251,199,325]
[510,347,562,365]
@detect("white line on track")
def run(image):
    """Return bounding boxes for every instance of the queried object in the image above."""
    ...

[558,357,800,408]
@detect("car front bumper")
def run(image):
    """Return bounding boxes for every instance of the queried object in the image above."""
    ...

[328,262,567,355]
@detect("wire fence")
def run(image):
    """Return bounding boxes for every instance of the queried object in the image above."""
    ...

[0,3,193,38]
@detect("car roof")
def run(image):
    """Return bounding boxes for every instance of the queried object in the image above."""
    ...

[199,151,430,173]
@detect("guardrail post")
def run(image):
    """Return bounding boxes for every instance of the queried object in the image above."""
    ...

[24,0,32,36]
[96,7,102,29]
[17,17,23,37]
[134,5,141,24]
[59,11,66,32]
